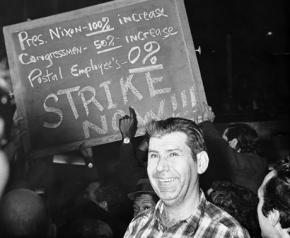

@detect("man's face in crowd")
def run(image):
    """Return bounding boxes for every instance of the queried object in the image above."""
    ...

[147,131,199,207]
[222,128,239,150]
[257,170,277,238]
[133,193,156,216]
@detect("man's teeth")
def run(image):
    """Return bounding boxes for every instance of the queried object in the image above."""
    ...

[159,178,175,182]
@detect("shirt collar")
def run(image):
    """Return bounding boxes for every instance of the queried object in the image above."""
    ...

[153,190,207,228]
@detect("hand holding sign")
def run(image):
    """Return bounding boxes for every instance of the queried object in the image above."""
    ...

[119,107,137,139]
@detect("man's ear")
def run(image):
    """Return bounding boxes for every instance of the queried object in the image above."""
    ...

[196,151,209,174]
[228,138,238,150]
[98,201,109,211]
[268,209,280,226]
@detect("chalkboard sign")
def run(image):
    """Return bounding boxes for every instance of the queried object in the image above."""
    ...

[3,0,207,158]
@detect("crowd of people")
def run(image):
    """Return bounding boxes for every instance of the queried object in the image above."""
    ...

[0,52,290,237]
[0,99,290,237]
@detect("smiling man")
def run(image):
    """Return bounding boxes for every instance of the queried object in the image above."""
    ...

[124,117,250,238]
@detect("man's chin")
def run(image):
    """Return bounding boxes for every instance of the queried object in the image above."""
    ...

[160,195,178,206]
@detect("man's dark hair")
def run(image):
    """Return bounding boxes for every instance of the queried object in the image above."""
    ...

[262,159,290,229]
[0,188,50,238]
[225,123,258,153]
[208,181,260,237]
[146,117,206,158]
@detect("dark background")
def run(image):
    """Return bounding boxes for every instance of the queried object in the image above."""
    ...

[0,0,289,123]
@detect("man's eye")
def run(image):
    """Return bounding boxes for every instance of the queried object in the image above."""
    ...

[169,152,178,157]
[149,153,158,159]
[143,206,151,210]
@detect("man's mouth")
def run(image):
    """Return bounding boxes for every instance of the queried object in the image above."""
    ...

[158,178,175,183]
[156,177,177,191]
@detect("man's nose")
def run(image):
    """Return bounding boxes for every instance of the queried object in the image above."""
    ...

[156,156,169,172]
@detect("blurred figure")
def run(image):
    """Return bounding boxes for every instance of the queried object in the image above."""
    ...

[60,180,126,238]
[222,123,268,192]
[62,218,114,238]
[0,114,5,140]
[198,104,268,193]
[193,105,232,191]
[222,123,258,153]
[88,181,128,220]
[270,133,290,169]
[207,181,260,237]
[0,55,15,147]
[0,150,9,197]
[0,110,29,193]
[128,178,158,217]
[0,188,55,238]
[257,133,290,171]
[83,181,116,213]
[0,117,9,198]
[257,159,290,238]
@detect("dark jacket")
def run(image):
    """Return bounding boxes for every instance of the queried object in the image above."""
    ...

[200,121,268,193]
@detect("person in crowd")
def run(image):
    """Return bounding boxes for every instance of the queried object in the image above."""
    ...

[82,180,128,219]
[117,107,147,194]
[0,143,9,198]
[222,123,258,153]
[0,110,31,192]
[0,114,5,141]
[0,188,56,238]
[63,218,114,238]
[60,180,126,238]
[222,123,268,192]
[2,111,24,162]
[207,181,260,238]
[0,117,9,198]
[0,55,15,148]
[128,178,158,217]
[198,105,268,193]
[193,107,232,191]
[257,158,290,238]
[269,133,290,169]
[89,180,130,232]
[124,116,250,237]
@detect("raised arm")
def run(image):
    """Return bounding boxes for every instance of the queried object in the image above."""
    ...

[117,107,146,193]
[193,104,232,189]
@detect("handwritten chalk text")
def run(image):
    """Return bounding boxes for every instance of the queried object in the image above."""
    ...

[125,26,178,43]
[117,8,168,25]
[17,31,45,51]
[28,67,63,88]
[18,46,85,68]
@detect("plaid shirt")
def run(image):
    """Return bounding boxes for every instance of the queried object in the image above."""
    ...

[124,191,250,238]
